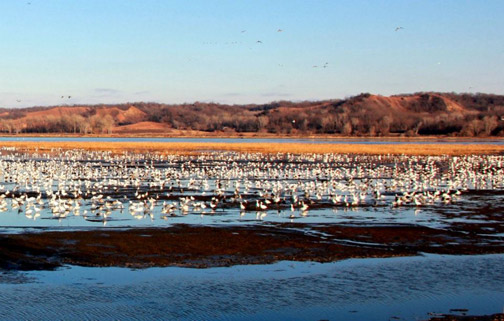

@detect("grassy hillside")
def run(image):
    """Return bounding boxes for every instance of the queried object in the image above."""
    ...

[1,92,503,137]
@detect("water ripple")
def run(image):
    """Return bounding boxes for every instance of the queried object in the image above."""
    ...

[0,254,502,320]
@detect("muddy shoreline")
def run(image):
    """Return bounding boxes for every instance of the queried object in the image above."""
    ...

[1,222,502,271]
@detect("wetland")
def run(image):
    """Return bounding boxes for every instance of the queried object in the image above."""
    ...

[0,142,503,320]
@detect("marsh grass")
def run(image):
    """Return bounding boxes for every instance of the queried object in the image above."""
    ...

[1,141,504,155]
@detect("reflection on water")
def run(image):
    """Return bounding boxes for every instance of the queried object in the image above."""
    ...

[0,149,503,234]
[1,191,501,232]
[1,254,503,320]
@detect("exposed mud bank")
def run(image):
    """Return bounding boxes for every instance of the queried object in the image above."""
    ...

[1,222,502,271]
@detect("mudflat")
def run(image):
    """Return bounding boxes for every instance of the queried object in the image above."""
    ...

[1,221,503,271]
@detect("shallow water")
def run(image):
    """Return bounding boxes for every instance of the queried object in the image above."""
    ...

[0,190,502,236]
[0,150,502,237]
[0,148,502,319]
[1,254,503,320]
[0,136,503,144]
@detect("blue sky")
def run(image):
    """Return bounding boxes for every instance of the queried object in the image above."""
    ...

[0,0,503,108]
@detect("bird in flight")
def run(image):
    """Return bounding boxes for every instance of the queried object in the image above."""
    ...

[395,26,404,31]
[16,99,21,102]
[256,40,263,44]
[277,29,283,32]
[312,62,329,69]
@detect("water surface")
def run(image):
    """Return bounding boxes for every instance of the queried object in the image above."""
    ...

[1,254,502,320]
[1,136,503,144]
[0,146,502,320]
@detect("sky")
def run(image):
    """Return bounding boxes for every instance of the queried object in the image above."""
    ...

[0,0,503,108]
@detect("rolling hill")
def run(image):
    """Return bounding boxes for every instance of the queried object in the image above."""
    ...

[1,92,503,136]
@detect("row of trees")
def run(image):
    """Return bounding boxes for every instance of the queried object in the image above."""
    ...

[0,114,115,134]
[132,99,504,136]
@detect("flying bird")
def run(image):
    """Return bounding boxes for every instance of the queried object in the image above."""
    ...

[313,62,329,69]
[256,40,263,44]
[395,26,404,31]
[277,29,283,32]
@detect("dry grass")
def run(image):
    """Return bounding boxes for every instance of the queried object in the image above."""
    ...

[1,141,504,156]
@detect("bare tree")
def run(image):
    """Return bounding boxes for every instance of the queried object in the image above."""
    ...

[342,122,352,135]
[461,119,484,136]
[79,118,92,134]
[377,115,393,135]
[482,115,498,136]
[0,120,13,133]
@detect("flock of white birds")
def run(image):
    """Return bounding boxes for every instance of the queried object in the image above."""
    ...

[0,147,502,225]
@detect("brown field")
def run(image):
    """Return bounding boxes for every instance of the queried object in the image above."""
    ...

[112,121,170,133]
[1,141,504,155]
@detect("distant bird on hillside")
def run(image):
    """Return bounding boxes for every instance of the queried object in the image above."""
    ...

[395,26,404,31]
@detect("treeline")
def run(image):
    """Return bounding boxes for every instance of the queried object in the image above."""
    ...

[134,93,504,136]
[1,92,504,136]
[0,113,115,134]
